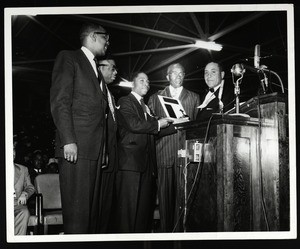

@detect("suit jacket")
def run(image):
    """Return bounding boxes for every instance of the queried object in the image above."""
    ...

[116,93,159,174]
[50,49,108,160]
[148,86,200,168]
[104,89,118,173]
[196,81,234,121]
[14,163,35,204]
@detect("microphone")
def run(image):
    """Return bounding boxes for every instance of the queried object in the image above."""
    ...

[242,63,260,73]
[254,44,260,69]
[231,63,245,76]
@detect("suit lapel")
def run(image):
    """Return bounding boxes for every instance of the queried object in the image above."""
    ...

[213,88,220,98]
[14,164,21,186]
[129,93,145,120]
[179,87,188,103]
[77,50,107,101]
[165,86,172,97]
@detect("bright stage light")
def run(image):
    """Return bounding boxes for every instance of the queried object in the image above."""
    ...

[119,78,133,88]
[194,40,222,51]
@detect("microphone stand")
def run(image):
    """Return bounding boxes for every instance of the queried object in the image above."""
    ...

[259,65,285,94]
[242,64,285,94]
[230,65,250,118]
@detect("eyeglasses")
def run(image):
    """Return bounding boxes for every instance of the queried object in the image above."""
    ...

[94,32,110,42]
[99,64,118,72]
[170,71,185,77]
[137,78,150,84]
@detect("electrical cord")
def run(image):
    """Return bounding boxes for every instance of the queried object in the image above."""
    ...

[257,94,270,231]
[172,96,271,232]
[172,114,215,232]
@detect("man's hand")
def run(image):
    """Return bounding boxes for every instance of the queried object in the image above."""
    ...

[158,117,174,129]
[17,193,27,205]
[64,143,78,163]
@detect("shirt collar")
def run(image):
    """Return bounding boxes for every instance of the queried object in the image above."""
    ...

[81,46,95,61]
[131,91,143,102]
[212,83,221,92]
[169,85,183,95]
[81,46,98,76]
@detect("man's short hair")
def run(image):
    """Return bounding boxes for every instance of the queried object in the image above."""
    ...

[79,22,105,44]
[131,71,145,82]
[206,61,224,72]
[98,55,115,65]
[167,63,185,75]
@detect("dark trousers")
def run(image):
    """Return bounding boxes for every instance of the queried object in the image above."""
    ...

[113,168,154,233]
[98,171,116,233]
[157,166,176,232]
[58,158,101,234]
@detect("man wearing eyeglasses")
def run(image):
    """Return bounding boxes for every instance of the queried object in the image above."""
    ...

[148,63,200,232]
[96,57,118,233]
[50,22,110,234]
[114,72,175,233]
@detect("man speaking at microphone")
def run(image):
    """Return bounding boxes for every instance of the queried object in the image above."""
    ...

[196,61,234,121]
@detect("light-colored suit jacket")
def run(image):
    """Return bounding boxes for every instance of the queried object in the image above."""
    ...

[14,163,35,204]
[148,86,200,168]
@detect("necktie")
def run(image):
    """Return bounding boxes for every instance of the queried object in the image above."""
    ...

[106,86,116,121]
[140,98,147,120]
[209,88,214,93]
[94,58,109,167]
[93,57,106,97]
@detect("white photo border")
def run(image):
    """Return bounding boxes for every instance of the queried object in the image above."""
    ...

[5,4,297,242]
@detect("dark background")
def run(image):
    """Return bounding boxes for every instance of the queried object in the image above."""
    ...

[11,9,288,113]
[1,0,299,248]
[11,5,290,161]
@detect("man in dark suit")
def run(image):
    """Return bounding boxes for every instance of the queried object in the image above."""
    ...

[148,63,200,232]
[114,72,174,233]
[196,61,234,121]
[97,58,118,233]
[50,22,109,234]
[14,146,35,235]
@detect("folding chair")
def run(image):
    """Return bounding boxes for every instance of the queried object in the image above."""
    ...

[27,193,42,234]
[34,174,63,234]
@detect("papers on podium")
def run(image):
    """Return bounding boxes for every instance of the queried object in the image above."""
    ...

[157,95,189,124]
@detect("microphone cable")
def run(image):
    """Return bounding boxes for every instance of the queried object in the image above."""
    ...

[172,114,216,232]
[256,94,270,231]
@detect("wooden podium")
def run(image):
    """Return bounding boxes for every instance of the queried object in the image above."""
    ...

[175,93,289,232]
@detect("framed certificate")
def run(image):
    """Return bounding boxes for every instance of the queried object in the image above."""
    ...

[157,95,189,123]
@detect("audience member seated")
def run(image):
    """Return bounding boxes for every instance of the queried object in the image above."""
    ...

[27,150,47,182]
[32,150,46,174]
[14,144,35,235]
[45,158,59,173]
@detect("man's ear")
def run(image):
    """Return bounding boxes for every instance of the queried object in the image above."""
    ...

[166,74,170,81]
[221,71,225,79]
[90,32,96,41]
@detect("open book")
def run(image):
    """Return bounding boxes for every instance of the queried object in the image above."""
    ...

[157,95,189,124]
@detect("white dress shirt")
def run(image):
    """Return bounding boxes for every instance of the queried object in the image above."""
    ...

[81,46,98,77]
[197,80,224,110]
[169,85,183,99]
[131,91,160,130]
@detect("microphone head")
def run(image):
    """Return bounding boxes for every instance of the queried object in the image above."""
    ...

[254,44,261,68]
[231,63,245,76]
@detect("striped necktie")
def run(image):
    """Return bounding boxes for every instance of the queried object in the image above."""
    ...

[106,86,116,121]
[140,98,147,120]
